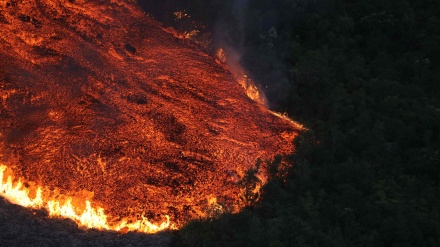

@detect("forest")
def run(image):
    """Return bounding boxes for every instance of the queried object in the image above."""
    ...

[138,0,440,246]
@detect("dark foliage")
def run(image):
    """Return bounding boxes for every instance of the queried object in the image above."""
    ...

[138,0,440,246]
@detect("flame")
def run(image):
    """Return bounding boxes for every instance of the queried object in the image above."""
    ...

[174,11,190,20]
[208,196,217,205]
[269,111,305,130]
[237,75,266,104]
[216,48,267,105]
[0,164,172,234]
[0,0,301,231]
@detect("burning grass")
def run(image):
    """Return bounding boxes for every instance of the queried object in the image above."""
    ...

[0,165,172,234]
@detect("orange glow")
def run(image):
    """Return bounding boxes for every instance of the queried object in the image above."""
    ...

[270,111,305,130]
[216,48,267,105]
[237,75,266,104]
[0,165,172,233]
[0,0,301,234]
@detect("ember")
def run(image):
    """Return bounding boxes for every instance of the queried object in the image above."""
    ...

[0,0,301,232]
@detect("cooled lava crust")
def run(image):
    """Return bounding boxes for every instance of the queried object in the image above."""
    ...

[0,0,300,226]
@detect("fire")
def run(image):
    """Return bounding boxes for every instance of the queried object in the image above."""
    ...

[270,111,305,130]
[0,165,172,234]
[237,74,266,104]
[216,48,267,105]
[174,11,190,20]
[0,0,301,234]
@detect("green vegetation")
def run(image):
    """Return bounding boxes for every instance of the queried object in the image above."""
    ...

[139,0,440,246]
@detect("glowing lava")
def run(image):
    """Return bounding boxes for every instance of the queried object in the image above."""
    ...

[0,0,302,232]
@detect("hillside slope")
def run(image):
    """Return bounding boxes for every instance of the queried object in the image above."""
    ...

[0,0,300,229]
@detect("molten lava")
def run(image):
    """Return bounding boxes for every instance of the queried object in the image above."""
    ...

[0,0,301,232]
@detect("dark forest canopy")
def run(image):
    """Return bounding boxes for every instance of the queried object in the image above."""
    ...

[139,0,440,246]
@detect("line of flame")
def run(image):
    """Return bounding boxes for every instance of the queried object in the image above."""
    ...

[269,111,305,130]
[0,164,172,234]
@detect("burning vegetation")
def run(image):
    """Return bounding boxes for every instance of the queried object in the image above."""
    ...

[0,0,301,233]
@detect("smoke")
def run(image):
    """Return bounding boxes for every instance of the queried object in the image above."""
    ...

[137,0,290,108]
[223,0,292,109]
[210,0,289,109]
[231,0,249,44]
[212,0,269,105]
[212,2,243,52]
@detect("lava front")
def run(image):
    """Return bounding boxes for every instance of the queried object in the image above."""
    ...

[0,0,301,232]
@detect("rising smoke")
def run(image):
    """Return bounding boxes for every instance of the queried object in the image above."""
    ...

[212,0,291,108]
[137,0,294,109]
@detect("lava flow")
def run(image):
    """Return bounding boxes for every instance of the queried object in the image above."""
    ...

[0,0,301,233]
